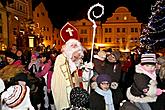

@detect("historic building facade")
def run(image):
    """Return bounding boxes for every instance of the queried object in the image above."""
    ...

[33,2,54,48]
[70,6,142,51]
[6,0,33,48]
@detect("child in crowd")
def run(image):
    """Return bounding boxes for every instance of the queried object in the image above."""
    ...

[90,74,115,110]
[1,75,34,110]
[126,53,165,110]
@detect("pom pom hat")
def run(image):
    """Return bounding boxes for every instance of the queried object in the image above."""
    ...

[141,53,156,65]
[98,50,106,59]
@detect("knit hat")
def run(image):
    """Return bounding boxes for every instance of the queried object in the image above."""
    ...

[141,53,156,65]
[0,78,5,93]
[157,56,165,65]
[70,87,89,108]
[1,85,27,108]
[96,74,111,84]
[98,50,106,59]
[111,51,121,61]
[31,54,37,59]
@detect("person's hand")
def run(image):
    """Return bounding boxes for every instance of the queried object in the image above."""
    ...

[111,82,118,89]
[91,82,97,89]
[91,75,98,81]
[84,62,94,70]
[156,88,163,96]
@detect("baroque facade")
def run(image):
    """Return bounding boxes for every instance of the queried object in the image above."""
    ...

[70,7,142,51]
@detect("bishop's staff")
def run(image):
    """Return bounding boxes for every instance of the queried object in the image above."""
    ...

[87,3,104,92]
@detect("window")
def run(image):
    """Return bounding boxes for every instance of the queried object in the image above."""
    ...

[116,38,120,43]
[80,29,87,34]
[49,36,51,40]
[41,12,45,16]
[130,38,134,42]
[46,36,48,40]
[108,38,111,42]
[0,26,2,33]
[116,17,119,20]
[117,28,120,32]
[135,28,138,32]
[20,5,23,11]
[122,28,125,32]
[122,38,125,43]
[37,13,39,17]
[105,38,107,42]
[109,28,112,33]
[82,22,86,26]
[124,16,127,20]
[47,27,49,31]
[105,28,108,33]
[84,38,88,43]
[131,28,134,32]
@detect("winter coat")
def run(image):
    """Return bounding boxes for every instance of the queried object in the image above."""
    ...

[127,64,158,103]
[90,91,106,110]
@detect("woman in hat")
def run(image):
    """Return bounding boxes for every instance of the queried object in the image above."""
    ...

[126,53,165,110]
[105,50,123,110]
[89,74,115,110]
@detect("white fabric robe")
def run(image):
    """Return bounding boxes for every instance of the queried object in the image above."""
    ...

[51,54,73,110]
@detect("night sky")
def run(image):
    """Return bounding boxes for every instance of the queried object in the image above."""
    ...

[33,0,156,28]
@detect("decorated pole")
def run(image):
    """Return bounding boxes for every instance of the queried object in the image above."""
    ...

[87,3,104,62]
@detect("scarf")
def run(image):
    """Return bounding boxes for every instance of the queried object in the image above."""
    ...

[136,64,156,80]
[95,87,115,110]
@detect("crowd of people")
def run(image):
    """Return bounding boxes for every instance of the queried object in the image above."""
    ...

[0,39,165,110]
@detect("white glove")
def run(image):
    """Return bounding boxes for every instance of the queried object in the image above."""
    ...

[111,82,118,89]
[84,61,94,70]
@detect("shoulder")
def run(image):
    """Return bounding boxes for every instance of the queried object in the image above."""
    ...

[55,54,67,64]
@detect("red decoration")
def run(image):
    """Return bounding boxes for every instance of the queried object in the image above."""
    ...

[60,22,78,43]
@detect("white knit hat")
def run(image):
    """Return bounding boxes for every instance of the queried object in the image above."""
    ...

[1,85,34,110]
[0,78,5,93]
[141,53,156,65]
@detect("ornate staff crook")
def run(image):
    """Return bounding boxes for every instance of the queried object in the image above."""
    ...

[87,3,104,92]
[87,3,104,62]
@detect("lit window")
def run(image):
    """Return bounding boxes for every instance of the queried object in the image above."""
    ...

[124,16,127,20]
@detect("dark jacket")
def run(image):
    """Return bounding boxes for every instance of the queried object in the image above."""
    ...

[90,91,105,110]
